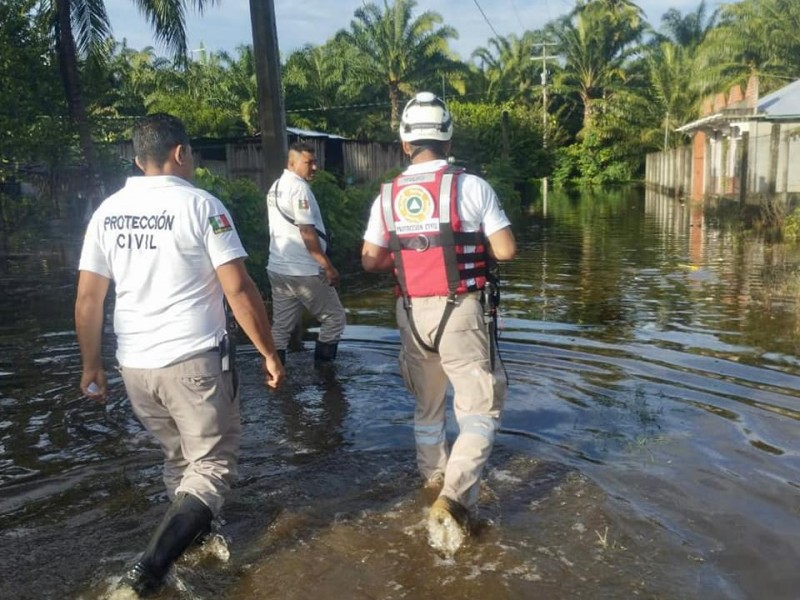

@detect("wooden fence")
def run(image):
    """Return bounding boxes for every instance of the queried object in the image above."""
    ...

[110,136,405,190]
[342,141,405,183]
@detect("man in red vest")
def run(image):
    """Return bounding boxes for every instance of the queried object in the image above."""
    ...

[361,92,516,555]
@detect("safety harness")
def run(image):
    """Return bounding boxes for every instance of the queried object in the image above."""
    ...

[380,166,498,355]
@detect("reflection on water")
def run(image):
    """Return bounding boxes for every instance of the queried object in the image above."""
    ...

[1,187,799,600]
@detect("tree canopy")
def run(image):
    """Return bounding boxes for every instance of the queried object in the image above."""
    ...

[3,0,800,198]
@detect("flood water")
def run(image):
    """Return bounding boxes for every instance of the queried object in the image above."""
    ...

[1,187,798,600]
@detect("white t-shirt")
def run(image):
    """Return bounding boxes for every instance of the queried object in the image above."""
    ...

[363,159,512,248]
[78,175,247,369]
[266,169,328,276]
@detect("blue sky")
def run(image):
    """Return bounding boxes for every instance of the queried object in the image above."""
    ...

[105,0,723,61]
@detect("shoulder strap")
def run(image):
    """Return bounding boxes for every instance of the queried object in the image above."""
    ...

[272,179,328,243]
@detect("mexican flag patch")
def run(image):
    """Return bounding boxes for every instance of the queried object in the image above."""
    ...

[209,214,232,234]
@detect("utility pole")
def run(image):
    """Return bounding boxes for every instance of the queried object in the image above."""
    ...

[533,40,557,208]
[532,41,557,149]
[249,0,287,189]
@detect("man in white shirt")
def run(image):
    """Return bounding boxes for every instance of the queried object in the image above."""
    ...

[266,141,346,365]
[75,113,284,596]
[361,92,516,556]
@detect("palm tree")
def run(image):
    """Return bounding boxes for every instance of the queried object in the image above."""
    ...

[217,45,259,135]
[549,0,647,133]
[696,0,800,95]
[646,41,697,149]
[143,47,248,137]
[283,40,353,132]
[639,2,718,150]
[47,0,219,202]
[338,0,465,129]
[658,0,719,50]
[472,31,544,103]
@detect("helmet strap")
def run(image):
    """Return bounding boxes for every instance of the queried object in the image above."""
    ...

[409,142,447,160]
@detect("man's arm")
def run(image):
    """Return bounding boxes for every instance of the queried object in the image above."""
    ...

[299,225,339,286]
[216,259,285,389]
[75,270,111,401]
[361,241,395,273]
[486,226,516,261]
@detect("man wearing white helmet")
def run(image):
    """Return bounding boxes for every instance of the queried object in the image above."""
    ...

[361,92,516,554]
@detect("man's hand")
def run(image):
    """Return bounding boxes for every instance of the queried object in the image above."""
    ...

[263,353,285,389]
[324,264,340,287]
[217,259,284,385]
[80,368,107,403]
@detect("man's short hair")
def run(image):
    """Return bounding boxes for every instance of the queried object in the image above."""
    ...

[289,141,316,155]
[133,114,190,165]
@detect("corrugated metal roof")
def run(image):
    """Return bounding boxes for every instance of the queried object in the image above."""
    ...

[757,78,800,117]
[287,126,347,140]
[676,79,800,132]
[675,112,724,132]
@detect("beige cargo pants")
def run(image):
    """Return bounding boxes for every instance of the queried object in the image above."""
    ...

[119,349,241,516]
[396,292,507,510]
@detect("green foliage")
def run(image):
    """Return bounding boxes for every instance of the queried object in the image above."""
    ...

[193,168,377,283]
[481,158,522,217]
[553,132,633,186]
[448,100,546,202]
[0,191,46,231]
[697,0,800,94]
[471,31,546,104]
[782,206,800,242]
[0,0,67,168]
[193,168,268,288]
[338,0,466,127]
[145,55,250,137]
[311,171,373,267]
[548,0,647,134]
[5,0,800,231]
[283,39,375,137]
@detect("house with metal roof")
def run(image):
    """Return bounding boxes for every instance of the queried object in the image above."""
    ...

[647,76,800,203]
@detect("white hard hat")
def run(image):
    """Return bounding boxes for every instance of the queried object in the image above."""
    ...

[399,92,453,143]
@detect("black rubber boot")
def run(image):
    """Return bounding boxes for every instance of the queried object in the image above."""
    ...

[120,493,213,597]
[314,340,338,364]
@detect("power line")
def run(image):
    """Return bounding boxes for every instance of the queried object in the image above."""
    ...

[472,0,500,39]
[286,100,391,113]
[509,0,524,28]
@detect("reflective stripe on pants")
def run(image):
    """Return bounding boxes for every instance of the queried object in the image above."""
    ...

[397,293,507,509]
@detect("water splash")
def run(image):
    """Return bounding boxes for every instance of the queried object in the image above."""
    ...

[183,532,232,564]
[102,579,140,600]
[427,507,467,558]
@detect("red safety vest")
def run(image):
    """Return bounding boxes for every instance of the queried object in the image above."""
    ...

[379,166,488,298]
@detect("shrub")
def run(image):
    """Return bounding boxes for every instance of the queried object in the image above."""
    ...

[194,168,268,288]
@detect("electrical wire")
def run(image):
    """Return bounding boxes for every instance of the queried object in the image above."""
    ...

[472,0,501,38]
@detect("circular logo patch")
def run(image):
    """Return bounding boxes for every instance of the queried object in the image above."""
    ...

[395,185,434,223]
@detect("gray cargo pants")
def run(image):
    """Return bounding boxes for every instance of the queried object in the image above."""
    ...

[267,269,347,350]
